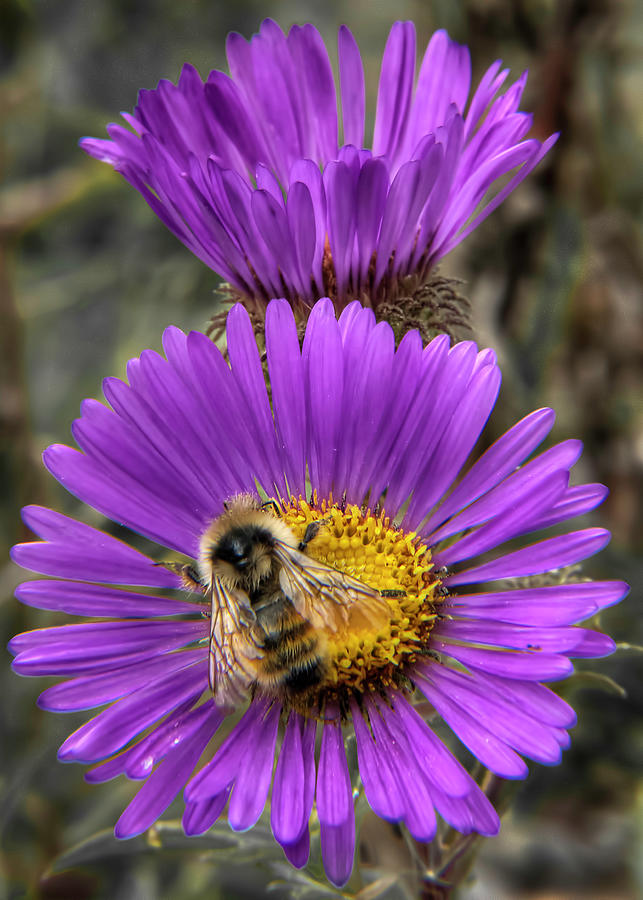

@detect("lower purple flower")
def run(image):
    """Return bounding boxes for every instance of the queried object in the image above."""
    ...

[10,299,625,887]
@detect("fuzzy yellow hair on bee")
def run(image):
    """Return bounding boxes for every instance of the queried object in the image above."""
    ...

[196,494,389,713]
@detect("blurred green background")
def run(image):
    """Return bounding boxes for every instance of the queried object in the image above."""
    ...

[1,0,641,897]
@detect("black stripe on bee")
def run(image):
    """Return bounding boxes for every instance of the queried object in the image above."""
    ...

[212,525,276,568]
[283,659,327,694]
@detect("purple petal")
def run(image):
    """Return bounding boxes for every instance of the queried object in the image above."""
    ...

[183,788,231,836]
[123,700,223,779]
[375,149,442,286]
[225,304,285,498]
[338,25,365,147]
[271,713,307,844]
[210,165,281,295]
[424,408,556,534]
[228,701,280,831]
[448,581,628,626]
[185,698,269,802]
[521,483,608,532]
[429,437,581,546]
[115,706,221,838]
[446,529,611,586]
[203,70,268,175]
[413,671,528,778]
[289,159,326,288]
[367,699,437,841]
[251,189,304,297]
[568,630,616,658]
[183,329,272,495]
[288,24,338,162]
[335,319,395,499]
[439,133,559,258]
[324,161,357,297]
[355,158,389,284]
[464,671,577,728]
[316,716,352,827]
[389,694,472,797]
[287,181,316,294]
[11,621,206,677]
[82,697,201,783]
[417,665,564,764]
[373,21,416,161]
[9,617,203,655]
[265,300,307,495]
[351,702,405,821]
[14,580,194,617]
[320,817,355,888]
[358,328,425,501]
[430,780,499,836]
[43,443,199,557]
[100,349,232,512]
[84,741,149,784]
[385,339,477,515]
[12,506,180,587]
[434,618,604,655]
[57,659,207,762]
[406,31,471,152]
[431,640,573,681]
[463,61,508,140]
[301,300,344,499]
[433,470,569,566]
[432,139,541,254]
[404,357,501,527]
[37,649,205,712]
[282,828,310,869]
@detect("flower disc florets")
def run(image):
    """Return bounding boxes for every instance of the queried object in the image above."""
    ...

[281,497,443,702]
[81,20,557,321]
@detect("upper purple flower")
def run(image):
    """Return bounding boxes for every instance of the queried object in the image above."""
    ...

[10,299,624,887]
[81,20,557,309]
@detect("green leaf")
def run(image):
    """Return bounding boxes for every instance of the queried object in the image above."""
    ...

[48,819,282,875]
[562,670,627,698]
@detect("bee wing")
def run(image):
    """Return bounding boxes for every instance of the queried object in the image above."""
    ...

[208,576,262,708]
[274,543,389,632]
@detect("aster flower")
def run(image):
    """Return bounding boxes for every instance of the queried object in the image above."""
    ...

[10,299,623,888]
[81,20,557,319]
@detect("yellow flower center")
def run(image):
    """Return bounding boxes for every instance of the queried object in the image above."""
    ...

[281,497,444,702]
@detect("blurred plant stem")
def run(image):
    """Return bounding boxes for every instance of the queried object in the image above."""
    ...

[402,770,517,899]
[0,163,102,553]
[0,232,40,552]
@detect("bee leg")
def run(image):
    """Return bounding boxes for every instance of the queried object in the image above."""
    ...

[182,563,202,584]
[380,589,407,598]
[261,499,282,518]
[156,561,206,594]
[298,518,329,552]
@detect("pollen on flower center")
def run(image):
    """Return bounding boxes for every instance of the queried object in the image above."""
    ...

[281,497,445,699]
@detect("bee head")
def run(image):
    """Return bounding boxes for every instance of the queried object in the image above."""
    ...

[216,532,253,570]
[211,525,276,587]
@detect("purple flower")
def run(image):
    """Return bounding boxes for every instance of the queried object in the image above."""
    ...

[81,20,557,310]
[10,299,623,887]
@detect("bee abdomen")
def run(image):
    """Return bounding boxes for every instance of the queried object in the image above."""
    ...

[257,613,327,697]
[283,658,327,694]
[261,636,319,672]
[261,617,309,651]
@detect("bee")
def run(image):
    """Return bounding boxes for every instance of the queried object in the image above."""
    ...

[191,494,390,712]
